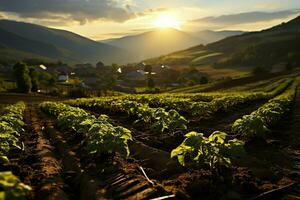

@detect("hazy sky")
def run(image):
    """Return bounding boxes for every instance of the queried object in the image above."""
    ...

[0,0,300,40]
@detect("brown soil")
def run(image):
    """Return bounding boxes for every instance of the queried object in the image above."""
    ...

[1,87,300,199]
[35,106,173,199]
[21,105,70,200]
[18,105,264,199]
[77,92,300,199]
[83,98,267,154]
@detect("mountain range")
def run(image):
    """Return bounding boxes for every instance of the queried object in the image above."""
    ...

[0,20,129,64]
[0,14,299,67]
[0,19,243,64]
[147,15,300,69]
[102,29,244,61]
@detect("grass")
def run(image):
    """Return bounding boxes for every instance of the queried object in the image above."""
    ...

[167,83,215,93]
[196,65,249,79]
[0,73,16,91]
[191,52,223,65]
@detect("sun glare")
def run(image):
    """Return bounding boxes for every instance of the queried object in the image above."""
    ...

[154,14,181,29]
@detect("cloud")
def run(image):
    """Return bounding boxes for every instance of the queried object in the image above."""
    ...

[130,28,153,32]
[255,3,281,10]
[188,9,300,30]
[0,0,136,24]
[0,11,8,19]
[94,27,155,40]
[136,7,169,17]
[94,31,134,40]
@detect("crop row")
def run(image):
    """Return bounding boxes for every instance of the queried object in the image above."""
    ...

[232,77,300,141]
[66,79,293,121]
[222,77,288,93]
[40,102,133,156]
[0,102,26,163]
[179,78,292,114]
[65,98,250,172]
[44,100,247,174]
[170,78,297,170]
[66,99,189,134]
[0,102,31,199]
[162,78,293,116]
[61,78,295,171]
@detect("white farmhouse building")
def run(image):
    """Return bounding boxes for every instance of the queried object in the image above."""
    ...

[58,73,69,82]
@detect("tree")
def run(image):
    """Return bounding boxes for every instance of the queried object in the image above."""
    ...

[148,78,155,88]
[13,62,32,93]
[144,64,152,73]
[145,64,155,88]
[199,76,209,84]
[96,61,105,69]
[48,77,56,86]
[286,62,294,71]
[252,66,269,76]
[0,79,4,91]
[111,63,119,71]
[188,65,198,73]
[29,68,39,92]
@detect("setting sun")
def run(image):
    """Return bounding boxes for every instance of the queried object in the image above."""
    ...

[154,14,181,29]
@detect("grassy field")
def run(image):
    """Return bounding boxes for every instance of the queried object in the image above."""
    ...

[0,72,16,91]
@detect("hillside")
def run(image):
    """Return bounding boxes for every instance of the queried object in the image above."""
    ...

[194,30,244,43]
[0,20,243,64]
[104,28,197,62]
[103,29,243,62]
[207,15,300,67]
[146,15,300,70]
[0,20,129,64]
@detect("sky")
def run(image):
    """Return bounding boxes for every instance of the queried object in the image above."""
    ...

[0,0,300,40]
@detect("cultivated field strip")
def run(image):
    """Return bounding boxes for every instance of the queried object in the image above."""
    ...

[65,78,293,123]
[0,102,31,199]
[39,102,174,199]
[271,88,300,200]
[0,102,26,163]
[61,78,297,154]
[232,77,300,141]
[1,76,300,199]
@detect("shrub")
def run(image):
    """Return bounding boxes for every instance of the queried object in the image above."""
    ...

[13,62,32,93]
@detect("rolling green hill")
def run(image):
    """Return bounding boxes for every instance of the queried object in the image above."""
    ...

[104,28,198,62]
[0,20,130,64]
[103,29,243,62]
[146,15,300,70]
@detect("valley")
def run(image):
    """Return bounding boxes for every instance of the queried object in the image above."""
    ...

[0,3,300,200]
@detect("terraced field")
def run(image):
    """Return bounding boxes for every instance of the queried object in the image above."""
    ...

[0,74,300,200]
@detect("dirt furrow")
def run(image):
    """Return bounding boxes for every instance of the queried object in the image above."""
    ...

[279,88,300,200]
[38,108,174,200]
[251,88,300,200]
[79,98,268,154]
[23,105,71,200]
[187,99,268,134]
